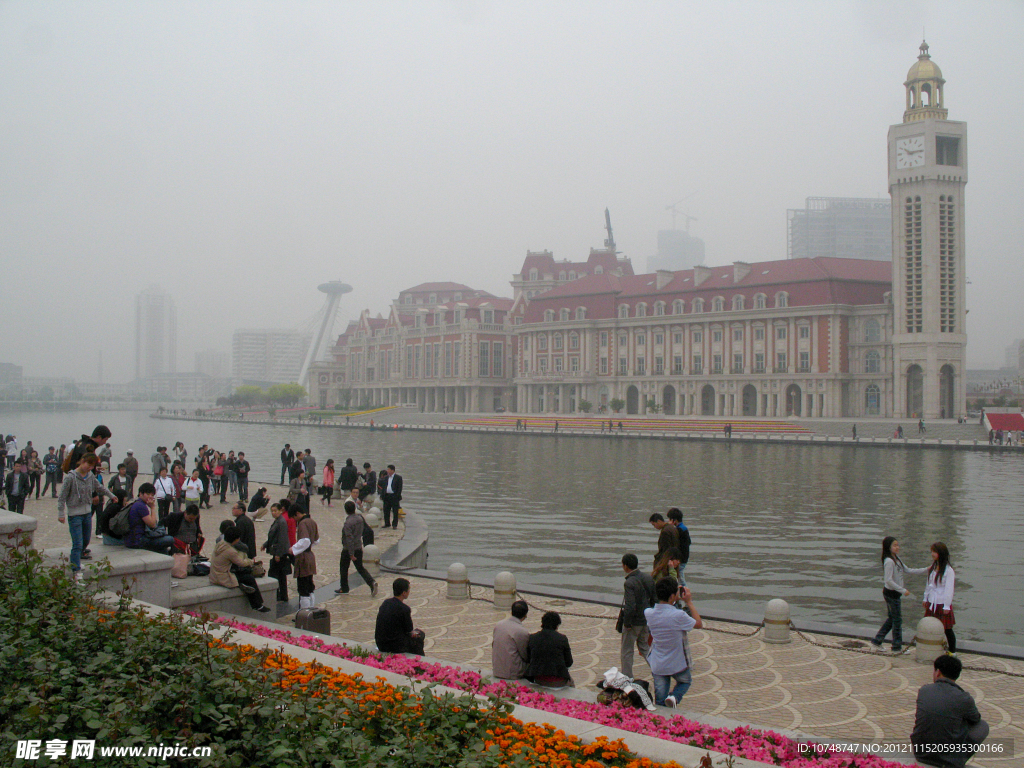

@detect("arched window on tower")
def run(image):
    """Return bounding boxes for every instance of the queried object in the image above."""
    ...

[529,269,538,281]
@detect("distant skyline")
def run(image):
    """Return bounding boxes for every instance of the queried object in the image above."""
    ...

[1,1,1022,382]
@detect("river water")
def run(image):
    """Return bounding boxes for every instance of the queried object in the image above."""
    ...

[6,410,1023,648]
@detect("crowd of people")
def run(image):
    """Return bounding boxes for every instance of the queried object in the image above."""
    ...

[2,425,990,762]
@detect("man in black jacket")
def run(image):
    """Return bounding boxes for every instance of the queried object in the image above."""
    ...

[337,458,359,494]
[375,578,424,654]
[4,460,31,514]
[380,464,403,529]
[912,655,989,768]
[166,504,204,555]
[230,501,257,559]
[279,444,293,485]
[619,553,656,679]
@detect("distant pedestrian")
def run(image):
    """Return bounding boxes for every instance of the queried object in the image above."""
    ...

[919,419,926,434]
[280,443,294,485]
[321,459,335,506]
[852,424,857,439]
[381,464,403,529]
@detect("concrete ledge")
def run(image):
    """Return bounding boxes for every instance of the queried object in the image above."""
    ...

[43,540,174,607]
[0,510,37,557]
[170,575,279,619]
[382,509,428,570]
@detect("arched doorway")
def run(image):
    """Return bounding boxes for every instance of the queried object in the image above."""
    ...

[939,365,955,418]
[906,365,924,417]
[662,385,676,415]
[626,385,639,415]
[742,385,757,416]
[785,384,802,416]
[701,384,716,416]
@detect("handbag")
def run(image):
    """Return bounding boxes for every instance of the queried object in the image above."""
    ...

[250,561,266,578]
[172,552,190,579]
[615,609,624,634]
[145,525,168,539]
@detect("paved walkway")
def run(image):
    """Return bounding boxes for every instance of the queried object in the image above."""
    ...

[296,575,1024,767]
[23,491,1024,766]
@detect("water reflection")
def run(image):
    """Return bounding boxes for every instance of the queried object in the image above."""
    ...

[6,411,1022,646]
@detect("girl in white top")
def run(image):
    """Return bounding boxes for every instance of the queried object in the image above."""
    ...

[923,541,957,654]
[870,536,927,653]
[183,469,204,505]
[153,467,177,522]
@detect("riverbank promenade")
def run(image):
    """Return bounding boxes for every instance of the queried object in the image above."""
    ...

[151,407,1003,451]
[24,491,1024,768]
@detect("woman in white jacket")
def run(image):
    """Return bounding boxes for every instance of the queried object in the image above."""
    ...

[182,469,204,507]
[923,541,957,654]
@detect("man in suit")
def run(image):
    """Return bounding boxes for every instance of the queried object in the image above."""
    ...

[380,464,403,529]
[230,501,257,559]
[912,654,989,768]
[279,444,294,485]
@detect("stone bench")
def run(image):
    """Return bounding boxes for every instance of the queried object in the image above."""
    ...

[42,539,174,607]
[170,573,280,619]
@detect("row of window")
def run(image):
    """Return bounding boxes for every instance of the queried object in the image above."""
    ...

[615,293,789,319]
[526,267,602,282]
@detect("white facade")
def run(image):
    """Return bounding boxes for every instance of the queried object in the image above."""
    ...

[232,329,310,384]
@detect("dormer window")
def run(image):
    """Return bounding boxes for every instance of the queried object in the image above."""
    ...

[775,292,788,308]
[429,293,437,304]
[732,295,745,311]
[636,303,647,318]
[575,307,586,320]
[618,304,629,319]
[568,271,577,280]
[712,297,725,312]
[595,266,604,275]
[560,308,570,321]
[454,292,462,301]
[558,271,566,281]
[544,309,554,322]
[692,298,704,313]
[754,294,767,310]
[654,302,665,316]
[483,310,494,324]
[672,299,684,314]
[529,268,538,281]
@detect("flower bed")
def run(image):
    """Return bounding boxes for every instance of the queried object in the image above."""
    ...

[216,618,907,768]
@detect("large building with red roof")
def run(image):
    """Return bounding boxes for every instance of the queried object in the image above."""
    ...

[308,44,967,420]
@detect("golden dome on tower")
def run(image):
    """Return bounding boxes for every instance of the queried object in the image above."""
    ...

[906,41,944,83]
[903,41,947,123]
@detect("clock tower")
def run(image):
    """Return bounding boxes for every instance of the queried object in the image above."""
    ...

[888,42,967,419]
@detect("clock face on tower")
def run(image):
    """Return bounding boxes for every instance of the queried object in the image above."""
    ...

[896,136,926,168]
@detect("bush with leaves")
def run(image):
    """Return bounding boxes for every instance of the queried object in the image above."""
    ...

[0,541,512,768]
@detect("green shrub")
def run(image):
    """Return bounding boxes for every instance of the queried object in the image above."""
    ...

[0,542,511,767]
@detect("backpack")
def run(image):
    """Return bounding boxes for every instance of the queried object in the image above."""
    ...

[188,560,211,577]
[109,507,132,538]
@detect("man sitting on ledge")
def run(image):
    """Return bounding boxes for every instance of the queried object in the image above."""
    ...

[492,600,530,680]
[912,654,989,768]
[374,577,425,655]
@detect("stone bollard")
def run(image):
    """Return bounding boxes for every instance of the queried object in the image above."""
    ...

[763,599,792,644]
[447,563,469,600]
[493,571,516,610]
[370,496,383,511]
[362,544,381,577]
[363,510,380,528]
[915,616,947,665]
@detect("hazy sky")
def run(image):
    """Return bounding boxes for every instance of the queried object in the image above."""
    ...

[2,0,1022,381]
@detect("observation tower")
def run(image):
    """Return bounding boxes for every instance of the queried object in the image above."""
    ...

[298,281,352,388]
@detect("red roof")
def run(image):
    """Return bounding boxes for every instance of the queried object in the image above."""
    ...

[517,249,634,278]
[531,257,890,302]
[401,282,475,293]
[986,413,1024,431]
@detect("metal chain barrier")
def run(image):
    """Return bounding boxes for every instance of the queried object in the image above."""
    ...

[464,587,1024,678]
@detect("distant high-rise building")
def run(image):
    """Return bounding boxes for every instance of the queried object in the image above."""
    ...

[787,197,892,261]
[135,287,177,380]
[195,349,229,379]
[232,329,311,384]
[647,230,706,273]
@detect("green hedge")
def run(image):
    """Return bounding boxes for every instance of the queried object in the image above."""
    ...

[0,543,514,767]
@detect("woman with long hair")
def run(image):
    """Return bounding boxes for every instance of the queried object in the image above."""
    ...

[870,536,927,653]
[321,459,336,506]
[923,541,958,654]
